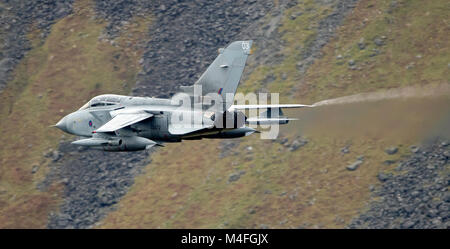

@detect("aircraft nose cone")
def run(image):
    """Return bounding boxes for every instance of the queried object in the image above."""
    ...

[54,117,68,133]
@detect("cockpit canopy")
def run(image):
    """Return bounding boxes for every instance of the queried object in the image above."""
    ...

[78,94,123,110]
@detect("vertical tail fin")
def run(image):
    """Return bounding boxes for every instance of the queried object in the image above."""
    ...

[180,40,252,110]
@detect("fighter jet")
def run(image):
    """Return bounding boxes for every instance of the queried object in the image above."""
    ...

[54,41,310,151]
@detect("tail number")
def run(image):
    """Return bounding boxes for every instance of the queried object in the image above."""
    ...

[242,41,250,51]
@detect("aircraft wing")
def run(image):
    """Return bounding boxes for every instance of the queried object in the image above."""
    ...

[229,104,312,110]
[229,104,311,125]
[95,112,153,133]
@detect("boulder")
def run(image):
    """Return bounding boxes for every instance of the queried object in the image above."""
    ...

[346,160,363,171]
[385,146,398,155]
[377,172,391,182]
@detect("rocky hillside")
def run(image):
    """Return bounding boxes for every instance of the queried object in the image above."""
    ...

[0,0,448,228]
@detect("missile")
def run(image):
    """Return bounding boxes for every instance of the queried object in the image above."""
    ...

[204,127,258,138]
[72,136,158,151]
[72,138,120,146]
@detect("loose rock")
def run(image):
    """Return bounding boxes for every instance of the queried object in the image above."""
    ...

[228,171,246,183]
[385,146,398,155]
[289,137,308,151]
[346,160,363,171]
[377,173,390,182]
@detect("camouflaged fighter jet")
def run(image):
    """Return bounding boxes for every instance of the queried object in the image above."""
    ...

[54,41,311,151]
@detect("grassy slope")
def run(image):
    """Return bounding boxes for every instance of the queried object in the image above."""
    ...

[242,0,332,98]
[0,0,150,228]
[297,0,449,103]
[100,0,449,228]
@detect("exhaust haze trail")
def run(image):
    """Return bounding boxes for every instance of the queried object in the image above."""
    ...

[311,83,450,107]
[283,83,450,143]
